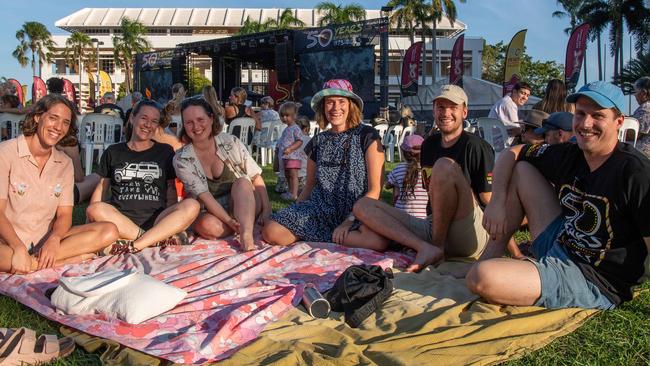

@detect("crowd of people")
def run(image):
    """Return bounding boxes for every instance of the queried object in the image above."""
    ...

[0,75,648,313]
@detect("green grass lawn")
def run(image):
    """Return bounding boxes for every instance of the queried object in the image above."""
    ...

[1,163,648,365]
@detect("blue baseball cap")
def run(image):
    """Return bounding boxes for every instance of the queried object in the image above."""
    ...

[534,112,574,134]
[566,81,625,112]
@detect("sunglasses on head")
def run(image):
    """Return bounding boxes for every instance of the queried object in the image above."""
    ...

[180,95,214,114]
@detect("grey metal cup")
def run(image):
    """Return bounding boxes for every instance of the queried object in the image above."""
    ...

[302,284,331,318]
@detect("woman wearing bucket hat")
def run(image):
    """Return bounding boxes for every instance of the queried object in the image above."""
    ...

[263,79,386,247]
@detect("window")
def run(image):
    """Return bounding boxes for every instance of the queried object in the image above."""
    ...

[171,28,193,35]
[83,28,110,35]
[100,59,115,74]
[147,28,167,35]
[55,59,68,74]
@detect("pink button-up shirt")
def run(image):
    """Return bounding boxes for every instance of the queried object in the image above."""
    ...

[0,135,74,248]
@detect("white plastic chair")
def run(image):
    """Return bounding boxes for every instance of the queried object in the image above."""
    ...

[374,124,389,141]
[476,117,508,160]
[254,120,284,166]
[383,125,403,162]
[227,117,257,153]
[0,113,25,139]
[309,121,320,137]
[397,126,416,161]
[619,117,639,147]
[80,113,122,175]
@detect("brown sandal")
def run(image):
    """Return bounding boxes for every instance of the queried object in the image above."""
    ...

[0,327,75,366]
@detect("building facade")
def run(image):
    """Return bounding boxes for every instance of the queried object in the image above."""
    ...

[46,7,484,107]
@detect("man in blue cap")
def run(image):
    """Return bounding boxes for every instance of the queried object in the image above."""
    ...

[466,81,650,309]
[535,111,575,145]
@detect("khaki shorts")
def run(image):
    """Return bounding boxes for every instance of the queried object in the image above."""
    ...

[404,202,489,260]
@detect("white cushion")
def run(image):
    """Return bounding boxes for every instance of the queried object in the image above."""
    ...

[51,269,186,324]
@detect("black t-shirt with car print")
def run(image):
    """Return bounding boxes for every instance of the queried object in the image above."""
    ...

[97,142,176,227]
[518,142,650,304]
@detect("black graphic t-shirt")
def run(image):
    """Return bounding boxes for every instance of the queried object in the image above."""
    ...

[97,142,176,227]
[519,142,650,304]
[420,131,495,204]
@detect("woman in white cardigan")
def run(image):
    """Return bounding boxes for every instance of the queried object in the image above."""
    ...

[173,97,271,251]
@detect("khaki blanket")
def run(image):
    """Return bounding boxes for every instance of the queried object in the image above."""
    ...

[62,262,597,365]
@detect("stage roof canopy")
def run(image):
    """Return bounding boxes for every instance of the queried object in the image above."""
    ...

[177,29,293,68]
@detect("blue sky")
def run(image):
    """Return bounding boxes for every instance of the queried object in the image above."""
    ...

[0,0,636,107]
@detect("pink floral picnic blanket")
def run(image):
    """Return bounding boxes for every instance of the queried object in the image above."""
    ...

[0,239,411,364]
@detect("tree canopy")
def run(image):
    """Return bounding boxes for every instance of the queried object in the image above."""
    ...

[113,17,151,93]
[315,2,366,26]
[482,41,564,97]
[12,21,54,78]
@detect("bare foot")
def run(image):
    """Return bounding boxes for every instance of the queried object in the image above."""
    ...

[405,244,444,273]
[240,233,255,252]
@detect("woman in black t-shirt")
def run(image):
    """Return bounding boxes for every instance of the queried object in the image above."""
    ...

[86,100,200,255]
[224,87,261,144]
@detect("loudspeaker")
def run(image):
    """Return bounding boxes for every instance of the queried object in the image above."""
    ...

[275,42,296,84]
[171,54,187,87]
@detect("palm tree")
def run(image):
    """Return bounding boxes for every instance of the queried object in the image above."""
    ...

[12,21,55,78]
[237,16,270,35]
[388,0,426,44]
[315,2,366,26]
[553,0,585,34]
[613,52,650,93]
[266,9,306,30]
[553,0,594,82]
[428,0,465,85]
[63,31,94,107]
[387,0,430,84]
[579,0,650,84]
[113,17,151,93]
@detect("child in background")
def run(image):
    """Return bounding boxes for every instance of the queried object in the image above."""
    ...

[295,115,311,190]
[385,134,428,218]
[277,102,303,200]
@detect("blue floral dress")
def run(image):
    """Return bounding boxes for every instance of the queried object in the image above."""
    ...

[271,124,380,242]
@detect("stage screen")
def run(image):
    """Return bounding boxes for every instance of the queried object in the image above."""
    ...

[299,46,376,117]
[137,69,172,104]
[135,51,174,104]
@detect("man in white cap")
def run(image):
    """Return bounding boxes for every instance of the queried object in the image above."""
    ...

[468,81,650,309]
[354,85,495,272]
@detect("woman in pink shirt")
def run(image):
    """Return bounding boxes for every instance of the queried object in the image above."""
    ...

[0,95,119,274]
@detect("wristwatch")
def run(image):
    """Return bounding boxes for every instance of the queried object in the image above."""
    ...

[347,214,356,222]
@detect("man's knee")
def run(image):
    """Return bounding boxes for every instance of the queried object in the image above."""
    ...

[511,161,545,187]
[431,158,462,182]
[466,260,496,296]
